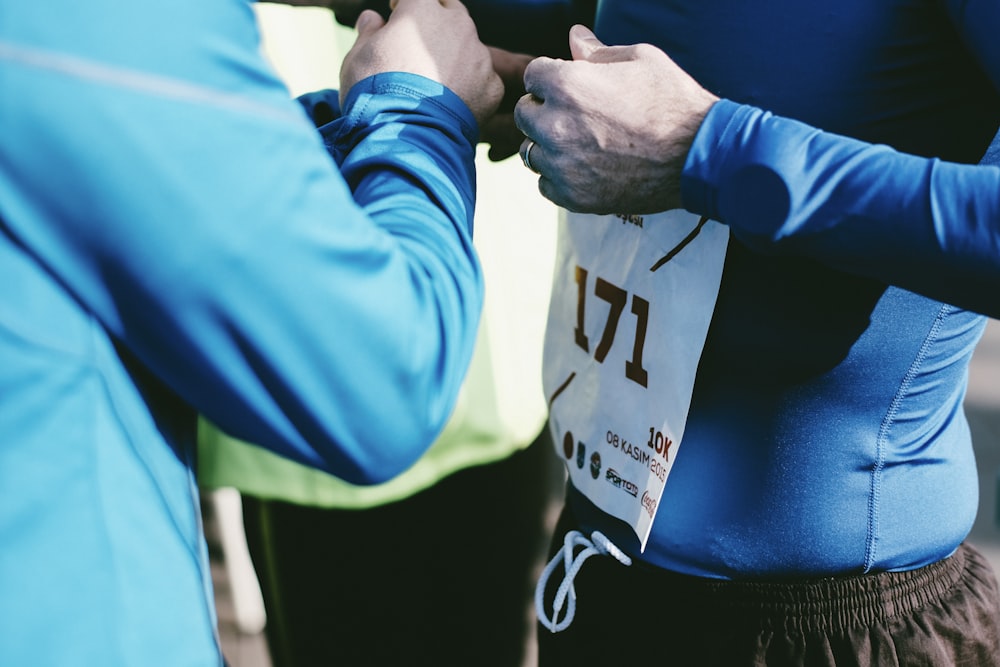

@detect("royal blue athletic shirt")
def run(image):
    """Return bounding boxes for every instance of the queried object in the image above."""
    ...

[0,1,483,663]
[471,0,1000,578]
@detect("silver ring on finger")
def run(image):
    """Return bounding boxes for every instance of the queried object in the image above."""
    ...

[522,139,539,174]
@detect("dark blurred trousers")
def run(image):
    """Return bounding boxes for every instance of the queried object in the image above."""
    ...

[243,428,562,667]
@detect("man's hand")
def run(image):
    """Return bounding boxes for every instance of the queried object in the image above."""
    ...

[514,25,718,214]
[339,0,504,127]
[481,47,535,161]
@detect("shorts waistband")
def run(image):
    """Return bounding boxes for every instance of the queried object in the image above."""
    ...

[632,545,971,633]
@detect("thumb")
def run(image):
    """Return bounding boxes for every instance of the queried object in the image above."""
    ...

[568,24,607,61]
[354,9,385,35]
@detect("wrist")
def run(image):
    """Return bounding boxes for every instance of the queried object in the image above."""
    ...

[679,98,748,217]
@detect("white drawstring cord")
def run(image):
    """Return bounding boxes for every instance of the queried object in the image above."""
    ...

[534,530,632,633]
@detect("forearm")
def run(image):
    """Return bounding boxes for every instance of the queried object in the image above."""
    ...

[159,79,483,484]
[683,100,1000,317]
[288,74,485,482]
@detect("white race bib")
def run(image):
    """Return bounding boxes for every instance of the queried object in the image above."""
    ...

[542,209,728,549]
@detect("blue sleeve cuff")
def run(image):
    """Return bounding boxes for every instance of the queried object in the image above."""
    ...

[680,98,759,222]
[338,72,480,146]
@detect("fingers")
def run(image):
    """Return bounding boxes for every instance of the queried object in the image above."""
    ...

[522,56,557,100]
[523,27,633,98]
[513,91,543,144]
[489,47,534,112]
[354,9,385,34]
[568,24,638,64]
[568,24,604,61]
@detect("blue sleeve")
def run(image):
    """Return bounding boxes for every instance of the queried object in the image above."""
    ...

[680,0,1000,318]
[681,100,1000,318]
[0,0,483,484]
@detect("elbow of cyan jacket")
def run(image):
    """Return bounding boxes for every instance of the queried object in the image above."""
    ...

[328,430,439,486]
[313,382,455,486]
[311,269,481,486]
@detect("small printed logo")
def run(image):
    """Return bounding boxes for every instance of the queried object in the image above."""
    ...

[640,490,658,519]
[589,452,602,479]
[615,212,644,228]
[562,431,575,460]
[605,468,639,497]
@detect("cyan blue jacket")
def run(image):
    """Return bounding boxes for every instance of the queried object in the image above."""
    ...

[0,1,482,664]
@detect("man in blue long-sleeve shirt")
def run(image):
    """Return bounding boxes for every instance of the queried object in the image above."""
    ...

[466,0,1000,663]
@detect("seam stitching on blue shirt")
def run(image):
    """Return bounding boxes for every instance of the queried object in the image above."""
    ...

[865,302,949,572]
[342,77,477,144]
[374,81,476,139]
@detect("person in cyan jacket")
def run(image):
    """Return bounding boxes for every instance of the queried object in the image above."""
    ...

[0,1,502,664]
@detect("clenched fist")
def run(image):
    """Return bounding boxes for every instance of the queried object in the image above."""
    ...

[340,0,504,127]
[514,25,718,214]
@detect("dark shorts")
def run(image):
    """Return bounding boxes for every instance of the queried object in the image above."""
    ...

[537,506,1000,666]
